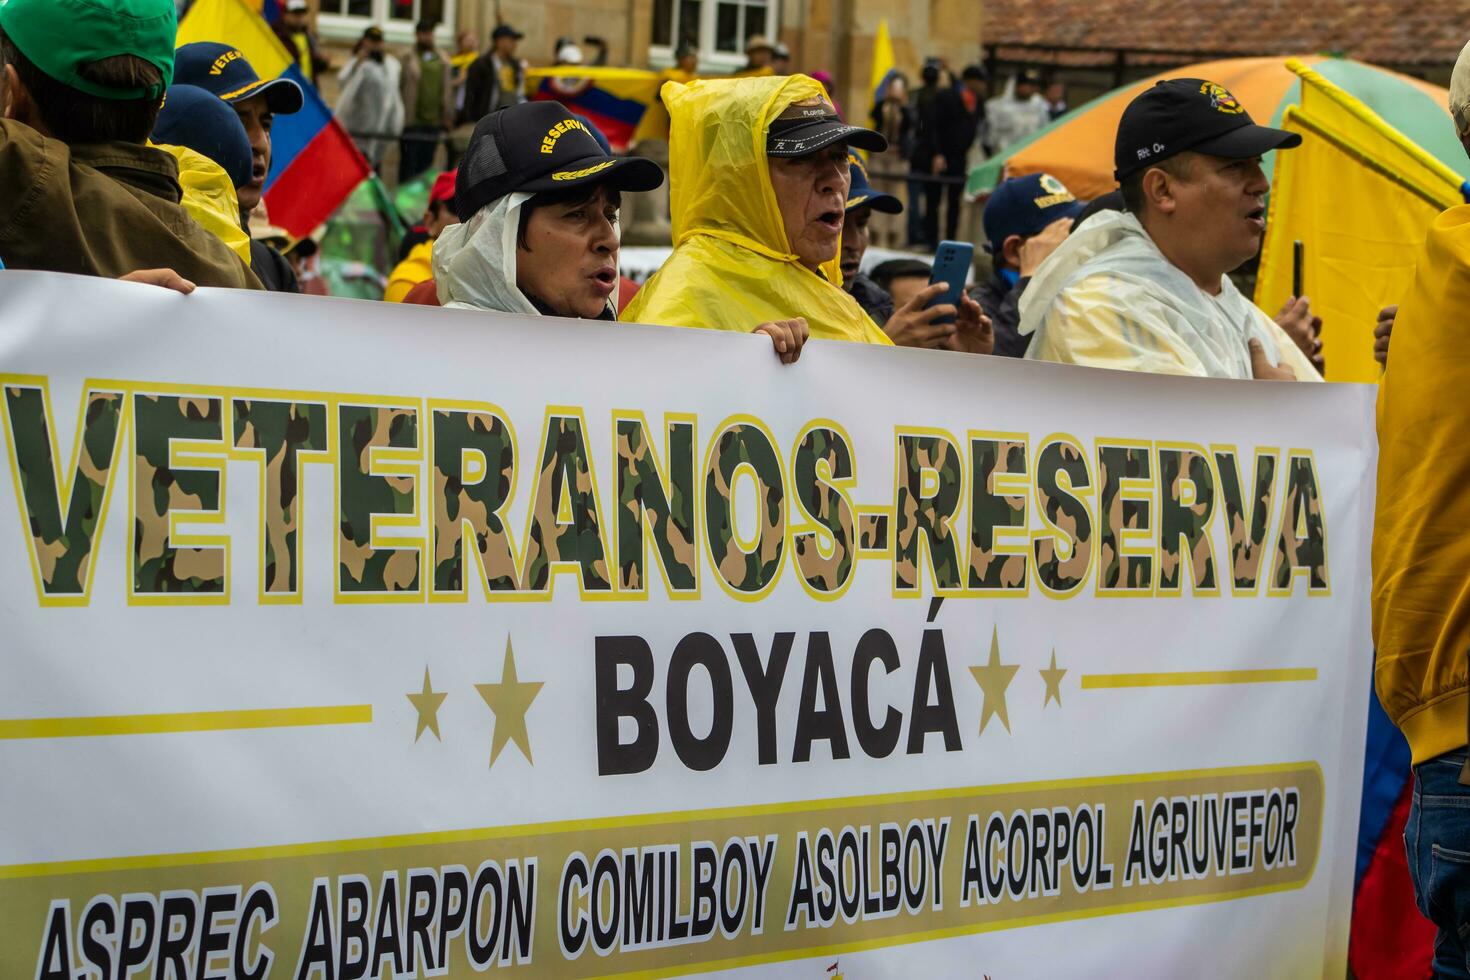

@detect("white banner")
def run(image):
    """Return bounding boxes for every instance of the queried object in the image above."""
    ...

[0,271,1375,978]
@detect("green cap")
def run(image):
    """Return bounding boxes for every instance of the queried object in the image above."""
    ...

[0,0,176,101]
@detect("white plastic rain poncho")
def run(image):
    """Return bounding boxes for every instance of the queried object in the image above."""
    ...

[620,75,892,345]
[337,54,404,169]
[1019,209,1319,380]
[431,192,619,318]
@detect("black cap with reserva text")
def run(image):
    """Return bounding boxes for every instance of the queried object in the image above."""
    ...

[455,101,664,218]
[1114,78,1301,181]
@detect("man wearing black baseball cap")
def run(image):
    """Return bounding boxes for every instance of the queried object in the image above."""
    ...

[1017,78,1319,380]
[175,41,306,291]
[985,66,1050,152]
[460,23,526,125]
[430,101,664,320]
[0,0,257,287]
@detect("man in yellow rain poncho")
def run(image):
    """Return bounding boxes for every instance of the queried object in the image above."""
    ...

[622,73,990,351]
[1019,78,1318,381]
[1372,38,1470,978]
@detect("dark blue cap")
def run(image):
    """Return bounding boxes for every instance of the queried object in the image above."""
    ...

[846,151,902,214]
[173,42,304,115]
[153,85,254,190]
[982,172,1085,254]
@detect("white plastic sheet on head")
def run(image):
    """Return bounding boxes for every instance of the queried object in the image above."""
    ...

[432,191,620,317]
[1020,209,1318,380]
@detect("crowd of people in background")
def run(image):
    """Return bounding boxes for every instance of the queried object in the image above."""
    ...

[266,7,1066,253]
[0,0,1343,382]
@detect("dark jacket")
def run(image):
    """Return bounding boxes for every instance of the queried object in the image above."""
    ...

[273,23,331,85]
[0,120,260,288]
[932,86,984,169]
[971,270,1029,357]
[459,53,525,126]
[248,239,300,293]
[908,84,943,169]
[239,209,300,293]
[846,272,895,328]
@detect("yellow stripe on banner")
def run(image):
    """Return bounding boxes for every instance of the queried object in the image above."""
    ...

[1081,669,1317,689]
[0,761,1319,880]
[0,705,372,739]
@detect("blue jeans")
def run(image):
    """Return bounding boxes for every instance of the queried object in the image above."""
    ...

[1408,749,1470,977]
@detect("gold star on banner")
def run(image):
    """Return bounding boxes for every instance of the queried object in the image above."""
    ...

[407,667,448,742]
[970,626,1020,735]
[475,638,543,767]
[1040,649,1067,709]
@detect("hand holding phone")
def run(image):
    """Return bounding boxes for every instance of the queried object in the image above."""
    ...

[926,240,974,326]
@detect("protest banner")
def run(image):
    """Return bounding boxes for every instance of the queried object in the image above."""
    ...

[0,271,1375,977]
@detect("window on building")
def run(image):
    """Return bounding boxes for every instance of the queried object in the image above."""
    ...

[319,0,454,43]
[651,0,777,67]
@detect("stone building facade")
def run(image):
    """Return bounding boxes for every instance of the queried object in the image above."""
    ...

[314,0,984,152]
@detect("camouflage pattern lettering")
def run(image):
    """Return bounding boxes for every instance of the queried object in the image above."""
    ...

[705,422,785,594]
[792,426,856,594]
[431,408,519,594]
[894,433,963,593]
[1033,438,1093,595]
[521,414,611,592]
[1157,447,1217,593]
[1272,453,1329,593]
[857,512,890,553]
[233,399,327,595]
[969,437,1028,592]
[338,404,420,594]
[1096,444,1152,593]
[4,385,123,598]
[133,394,226,595]
[614,416,697,594]
[1214,448,1277,592]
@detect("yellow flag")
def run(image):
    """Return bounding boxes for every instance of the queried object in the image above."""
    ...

[870,19,896,105]
[1256,59,1465,382]
[177,0,291,77]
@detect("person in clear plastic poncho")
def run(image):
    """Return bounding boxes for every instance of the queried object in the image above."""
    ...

[431,100,801,361]
[622,74,990,353]
[1020,78,1320,381]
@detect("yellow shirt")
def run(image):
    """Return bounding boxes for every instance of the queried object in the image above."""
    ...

[385,240,434,303]
[291,33,313,84]
[1373,204,1470,764]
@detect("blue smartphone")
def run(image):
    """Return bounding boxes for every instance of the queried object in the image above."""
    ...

[926,240,974,325]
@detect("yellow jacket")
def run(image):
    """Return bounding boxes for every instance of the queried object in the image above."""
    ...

[620,74,892,345]
[385,240,435,303]
[1373,204,1470,765]
[154,143,252,266]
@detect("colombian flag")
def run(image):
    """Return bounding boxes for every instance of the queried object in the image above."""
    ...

[178,0,369,238]
[526,67,664,154]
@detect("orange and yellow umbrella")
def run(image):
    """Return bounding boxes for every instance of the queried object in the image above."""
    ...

[968,56,1463,200]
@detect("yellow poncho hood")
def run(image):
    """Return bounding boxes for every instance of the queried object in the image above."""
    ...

[154,143,251,265]
[621,74,891,344]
